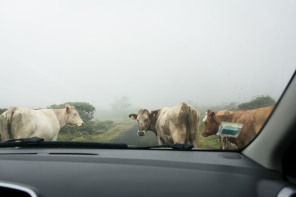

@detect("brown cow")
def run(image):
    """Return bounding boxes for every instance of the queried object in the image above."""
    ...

[202,106,274,149]
[129,102,200,148]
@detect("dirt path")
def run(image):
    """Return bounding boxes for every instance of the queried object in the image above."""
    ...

[111,123,158,146]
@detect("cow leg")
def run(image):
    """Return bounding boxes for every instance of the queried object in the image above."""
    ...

[187,107,200,148]
[223,137,228,150]
[218,136,222,149]
[170,126,187,145]
[230,143,237,150]
[52,133,58,141]
[157,136,164,145]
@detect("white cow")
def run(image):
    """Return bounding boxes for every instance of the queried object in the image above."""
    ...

[0,104,84,141]
[129,102,200,148]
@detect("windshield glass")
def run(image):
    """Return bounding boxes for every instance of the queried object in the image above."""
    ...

[0,0,295,150]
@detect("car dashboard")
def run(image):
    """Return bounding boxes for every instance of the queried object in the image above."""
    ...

[0,148,292,197]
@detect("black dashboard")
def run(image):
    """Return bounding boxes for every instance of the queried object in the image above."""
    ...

[0,148,291,197]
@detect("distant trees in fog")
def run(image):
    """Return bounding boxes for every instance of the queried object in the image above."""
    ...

[111,96,132,111]
[238,95,276,110]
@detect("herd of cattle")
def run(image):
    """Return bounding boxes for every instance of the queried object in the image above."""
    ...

[0,102,273,149]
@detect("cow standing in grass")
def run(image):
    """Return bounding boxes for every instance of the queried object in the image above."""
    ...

[201,106,274,149]
[129,102,200,148]
[0,104,84,141]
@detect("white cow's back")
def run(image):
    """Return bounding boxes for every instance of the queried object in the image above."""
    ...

[5,107,60,141]
[154,103,200,147]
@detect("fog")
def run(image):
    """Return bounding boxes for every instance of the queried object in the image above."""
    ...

[0,0,295,111]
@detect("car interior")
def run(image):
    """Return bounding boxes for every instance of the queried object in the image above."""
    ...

[0,71,295,197]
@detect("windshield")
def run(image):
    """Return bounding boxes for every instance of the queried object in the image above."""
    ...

[0,0,295,150]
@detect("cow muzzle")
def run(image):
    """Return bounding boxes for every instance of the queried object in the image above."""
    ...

[137,131,146,136]
[76,122,84,127]
[201,131,209,137]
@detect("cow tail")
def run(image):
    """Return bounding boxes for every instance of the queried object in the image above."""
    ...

[6,107,17,140]
[188,107,200,148]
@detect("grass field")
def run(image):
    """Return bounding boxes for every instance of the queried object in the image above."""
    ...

[198,134,220,149]
[58,120,134,143]
[72,124,133,142]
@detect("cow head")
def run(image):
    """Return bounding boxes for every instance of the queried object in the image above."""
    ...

[65,104,84,127]
[201,110,220,137]
[129,109,158,136]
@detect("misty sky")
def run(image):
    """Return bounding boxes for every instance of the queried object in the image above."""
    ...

[0,0,295,110]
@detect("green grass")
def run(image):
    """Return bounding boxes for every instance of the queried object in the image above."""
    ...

[198,134,220,149]
[58,120,135,143]
[72,124,133,142]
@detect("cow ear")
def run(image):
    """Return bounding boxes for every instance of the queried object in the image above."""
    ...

[150,111,158,118]
[129,114,137,120]
[65,104,71,113]
[210,111,216,119]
